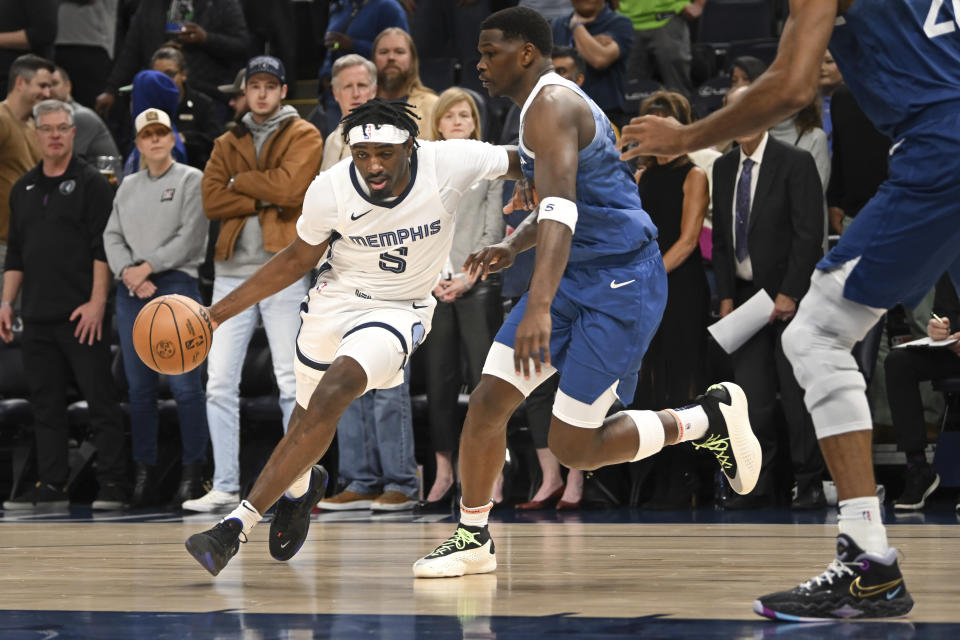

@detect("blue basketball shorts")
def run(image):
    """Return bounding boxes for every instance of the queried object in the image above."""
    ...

[492,242,667,406]
[819,110,960,309]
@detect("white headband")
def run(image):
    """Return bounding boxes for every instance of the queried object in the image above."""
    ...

[347,123,410,146]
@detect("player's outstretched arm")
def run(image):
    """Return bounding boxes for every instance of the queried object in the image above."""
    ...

[464,206,541,281]
[207,236,329,329]
[620,0,837,157]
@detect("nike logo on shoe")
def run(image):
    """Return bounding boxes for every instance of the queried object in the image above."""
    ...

[610,279,635,289]
[350,209,373,221]
[886,586,903,600]
[850,576,904,599]
[280,540,291,549]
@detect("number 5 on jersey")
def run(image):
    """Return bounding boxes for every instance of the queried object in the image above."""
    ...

[379,247,408,273]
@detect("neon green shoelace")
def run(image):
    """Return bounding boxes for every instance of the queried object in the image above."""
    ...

[692,433,732,470]
[427,527,481,558]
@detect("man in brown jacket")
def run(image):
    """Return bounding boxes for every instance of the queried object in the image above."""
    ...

[187,55,323,512]
[0,54,53,300]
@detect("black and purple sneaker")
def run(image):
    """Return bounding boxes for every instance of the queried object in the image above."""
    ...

[754,534,914,621]
[185,517,244,577]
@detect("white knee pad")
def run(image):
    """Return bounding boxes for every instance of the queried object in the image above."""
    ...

[781,265,884,440]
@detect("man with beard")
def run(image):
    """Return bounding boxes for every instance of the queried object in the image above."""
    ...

[183,98,523,576]
[372,27,438,138]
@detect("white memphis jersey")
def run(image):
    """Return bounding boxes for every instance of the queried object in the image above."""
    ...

[297,139,509,302]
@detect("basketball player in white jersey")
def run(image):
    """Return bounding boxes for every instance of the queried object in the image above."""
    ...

[184,98,523,576]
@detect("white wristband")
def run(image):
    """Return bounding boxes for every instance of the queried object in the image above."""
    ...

[537,196,578,234]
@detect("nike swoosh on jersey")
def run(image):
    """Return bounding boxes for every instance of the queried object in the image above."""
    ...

[413,303,429,309]
[350,209,373,221]
[610,279,636,289]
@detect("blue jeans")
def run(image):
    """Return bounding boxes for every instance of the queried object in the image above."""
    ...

[337,366,418,497]
[115,271,209,465]
[206,275,308,493]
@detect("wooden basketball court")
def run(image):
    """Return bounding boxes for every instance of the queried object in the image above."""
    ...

[1,508,958,638]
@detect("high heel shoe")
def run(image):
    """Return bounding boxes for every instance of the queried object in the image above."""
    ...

[414,483,456,515]
[515,484,564,510]
[556,498,581,511]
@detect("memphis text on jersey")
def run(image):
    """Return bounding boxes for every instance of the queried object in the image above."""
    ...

[347,219,442,248]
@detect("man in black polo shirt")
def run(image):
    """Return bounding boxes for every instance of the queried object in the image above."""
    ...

[0,99,126,511]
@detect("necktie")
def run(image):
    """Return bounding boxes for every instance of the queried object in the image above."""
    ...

[735,158,754,263]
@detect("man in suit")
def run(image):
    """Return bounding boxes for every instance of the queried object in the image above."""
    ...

[712,86,825,509]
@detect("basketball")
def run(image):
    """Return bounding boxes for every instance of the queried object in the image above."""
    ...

[132,294,213,375]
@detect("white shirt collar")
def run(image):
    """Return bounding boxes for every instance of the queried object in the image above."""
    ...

[738,131,769,168]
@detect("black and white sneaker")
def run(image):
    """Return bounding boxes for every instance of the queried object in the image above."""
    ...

[185,517,245,577]
[269,465,329,562]
[754,534,914,621]
[691,382,761,495]
[2,482,69,511]
[413,524,496,578]
[894,464,939,511]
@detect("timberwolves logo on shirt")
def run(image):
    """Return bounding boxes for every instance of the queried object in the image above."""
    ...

[59,180,76,196]
[161,188,176,202]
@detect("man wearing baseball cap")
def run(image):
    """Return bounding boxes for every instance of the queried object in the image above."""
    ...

[186,55,324,513]
[217,69,247,122]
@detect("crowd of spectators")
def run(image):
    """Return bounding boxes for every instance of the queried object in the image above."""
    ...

[0,0,955,517]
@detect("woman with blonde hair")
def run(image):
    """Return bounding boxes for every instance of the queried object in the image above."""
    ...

[418,88,506,513]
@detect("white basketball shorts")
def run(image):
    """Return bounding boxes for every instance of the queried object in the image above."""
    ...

[294,284,432,407]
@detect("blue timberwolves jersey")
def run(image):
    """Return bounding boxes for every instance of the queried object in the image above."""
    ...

[518,72,657,264]
[830,0,960,138]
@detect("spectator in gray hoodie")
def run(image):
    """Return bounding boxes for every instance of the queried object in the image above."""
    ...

[103,107,210,509]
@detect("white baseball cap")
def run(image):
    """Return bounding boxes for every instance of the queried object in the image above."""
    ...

[134,108,173,135]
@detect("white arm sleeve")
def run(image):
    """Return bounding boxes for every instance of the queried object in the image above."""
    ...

[296,171,338,246]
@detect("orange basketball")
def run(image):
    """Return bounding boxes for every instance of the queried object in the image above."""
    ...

[132,294,213,375]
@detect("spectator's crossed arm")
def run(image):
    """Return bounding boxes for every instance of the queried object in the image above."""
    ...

[202,138,258,221]
[230,125,325,209]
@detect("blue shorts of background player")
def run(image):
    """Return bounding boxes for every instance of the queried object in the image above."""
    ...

[820,108,960,308]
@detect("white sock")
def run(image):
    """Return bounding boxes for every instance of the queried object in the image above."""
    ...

[284,469,312,500]
[459,499,493,528]
[838,496,889,556]
[665,404,710,443]
[225,499,262,537]
[624,410,666,462]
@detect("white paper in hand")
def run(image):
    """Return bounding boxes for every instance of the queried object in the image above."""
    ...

[708,289,775,354]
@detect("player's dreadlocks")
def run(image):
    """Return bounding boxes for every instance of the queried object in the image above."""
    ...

[340,97,421,146]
